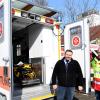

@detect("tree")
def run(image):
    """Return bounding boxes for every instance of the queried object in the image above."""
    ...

[34,0,48,6]
[64,0,99,23]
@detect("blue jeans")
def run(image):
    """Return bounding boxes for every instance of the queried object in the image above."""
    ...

[95,90,100,100]
[56,86,75,100]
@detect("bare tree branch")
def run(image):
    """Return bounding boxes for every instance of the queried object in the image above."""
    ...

[64,0,99,23]
[65,0,78,23]
[34,0,48,6]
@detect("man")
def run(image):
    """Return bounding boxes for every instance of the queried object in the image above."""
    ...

[91,47,100,100]
[51,49,83,100]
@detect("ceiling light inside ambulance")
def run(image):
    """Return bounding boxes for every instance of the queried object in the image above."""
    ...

[12,9,21,17]
[35,15,41,21]
[45,18,54,24]
[21,11,28,18]
[29,13,35,19]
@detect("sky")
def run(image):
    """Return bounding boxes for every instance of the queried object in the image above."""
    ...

[48,0,100,12]
[48,0,100,24]
[48,0,64,11]
[48,0,66,24]
[23,0,100,24]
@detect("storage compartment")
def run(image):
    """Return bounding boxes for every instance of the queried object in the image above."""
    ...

[11,5,59,98]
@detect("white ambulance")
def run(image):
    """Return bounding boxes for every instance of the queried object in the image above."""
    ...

[0,0,61,100]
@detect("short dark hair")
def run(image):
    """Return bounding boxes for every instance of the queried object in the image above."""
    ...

[65,49,73,54]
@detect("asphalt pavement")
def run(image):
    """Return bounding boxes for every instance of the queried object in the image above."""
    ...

[46,92,96,100]
[74,92,95,100]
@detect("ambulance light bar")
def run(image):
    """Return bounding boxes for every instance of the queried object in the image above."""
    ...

[12,8,55,25]
[29,13,35,19]
[34,15,41,21]
[21,11,28,18]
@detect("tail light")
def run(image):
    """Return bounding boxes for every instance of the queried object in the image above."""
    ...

[45,18,54,24]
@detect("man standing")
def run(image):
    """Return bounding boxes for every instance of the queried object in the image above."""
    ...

[51,49,83,100]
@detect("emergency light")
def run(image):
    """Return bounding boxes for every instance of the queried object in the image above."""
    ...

[21,11,28,18]
[45,18,54,24]
[12,8,15,15]
[12,8,55,25]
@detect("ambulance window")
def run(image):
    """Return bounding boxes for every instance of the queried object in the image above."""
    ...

[16,44,21,56]
[70,26,81,35]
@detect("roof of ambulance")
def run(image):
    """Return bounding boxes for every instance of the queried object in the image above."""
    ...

[12,0,58,17]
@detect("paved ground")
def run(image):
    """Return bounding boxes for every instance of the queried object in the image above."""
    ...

[47,92,96,100]
[74,92,95,100]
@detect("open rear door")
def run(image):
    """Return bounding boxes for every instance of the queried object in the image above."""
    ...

[64,19,90,93]
[0,0,12,100]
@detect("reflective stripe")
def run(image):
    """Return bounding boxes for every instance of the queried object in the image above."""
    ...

[94,81,100,85]
[31,93,54,100]
[94,78,100,81]
[92,82,100,91]
[95,72,100,74]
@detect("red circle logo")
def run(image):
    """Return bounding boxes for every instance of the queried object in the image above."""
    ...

[72,36,80,46]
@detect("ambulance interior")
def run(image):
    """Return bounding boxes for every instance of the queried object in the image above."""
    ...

[12,1,57,95]
[12,21,43,86]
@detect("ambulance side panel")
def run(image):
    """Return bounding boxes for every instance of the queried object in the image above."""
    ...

[0,0,11,100]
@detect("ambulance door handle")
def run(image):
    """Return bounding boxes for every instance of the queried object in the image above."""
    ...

[2,57,9,63]
[51,67,54,69]
[81,44,86,50]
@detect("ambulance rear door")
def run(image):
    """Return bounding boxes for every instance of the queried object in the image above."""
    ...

[64,19,90,93]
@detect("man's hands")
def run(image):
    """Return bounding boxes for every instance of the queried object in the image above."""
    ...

[52,84,58,90]
[53,85,83,91]
[52,85,83,92]
[78,86,83,91]
[51,85,58,94]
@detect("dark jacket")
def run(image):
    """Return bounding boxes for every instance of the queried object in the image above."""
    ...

[51,57,83,87]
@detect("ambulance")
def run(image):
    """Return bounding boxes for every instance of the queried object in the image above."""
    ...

[64,18,100,93]
[0,0,61,100]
